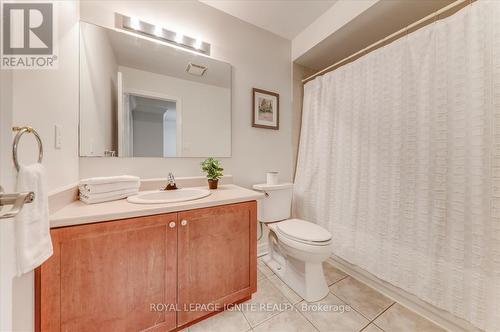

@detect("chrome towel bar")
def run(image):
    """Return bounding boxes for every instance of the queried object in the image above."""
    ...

[0,191,34,205]
[12,126,43,172]
[0,186,35,219]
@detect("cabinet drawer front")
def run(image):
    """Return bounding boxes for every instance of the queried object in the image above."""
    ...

[37,214,178,332]
[177,201,257,326]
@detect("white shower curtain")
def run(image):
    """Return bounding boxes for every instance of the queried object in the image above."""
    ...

[293,1,500,330]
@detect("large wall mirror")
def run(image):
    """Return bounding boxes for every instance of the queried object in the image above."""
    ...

[79,21,231,157]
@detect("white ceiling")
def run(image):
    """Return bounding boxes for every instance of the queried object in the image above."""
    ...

[199,0,337,40]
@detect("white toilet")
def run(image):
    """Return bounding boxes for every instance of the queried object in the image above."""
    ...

[253,183,332,302]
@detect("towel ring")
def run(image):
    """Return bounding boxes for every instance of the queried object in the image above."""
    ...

[12,126,43,172]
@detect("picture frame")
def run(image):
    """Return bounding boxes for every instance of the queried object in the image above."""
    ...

[252,88,279,130]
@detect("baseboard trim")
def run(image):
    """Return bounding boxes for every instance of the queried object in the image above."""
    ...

[328,255,483,332]
[257,242,268,257]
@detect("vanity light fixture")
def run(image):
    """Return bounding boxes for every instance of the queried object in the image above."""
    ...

[117,13,211,55]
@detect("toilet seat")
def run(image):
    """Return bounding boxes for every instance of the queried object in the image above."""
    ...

[272,219,332,246]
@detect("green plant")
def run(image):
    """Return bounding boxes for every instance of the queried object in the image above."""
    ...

[201,157,224,180]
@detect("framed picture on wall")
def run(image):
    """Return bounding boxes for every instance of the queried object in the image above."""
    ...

[252,88,279,130]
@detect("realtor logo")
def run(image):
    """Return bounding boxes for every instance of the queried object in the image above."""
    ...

[1,2,57,69]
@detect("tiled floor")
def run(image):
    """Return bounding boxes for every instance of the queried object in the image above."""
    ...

[184,256,446,332]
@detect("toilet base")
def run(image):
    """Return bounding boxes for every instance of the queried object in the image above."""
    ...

[263,237,329,302]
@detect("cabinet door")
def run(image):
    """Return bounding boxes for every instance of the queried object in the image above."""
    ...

[36,214,178,332]
[177,201,257,326]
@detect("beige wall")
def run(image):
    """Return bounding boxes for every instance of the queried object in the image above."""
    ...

[79,0,293,188]
[5,2,80,330]
[11,1,80,192]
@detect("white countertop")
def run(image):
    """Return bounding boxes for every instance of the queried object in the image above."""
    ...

[50,184,264,228]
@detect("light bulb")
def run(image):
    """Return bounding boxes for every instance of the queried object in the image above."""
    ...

[130,17,140,30]
[154,25,163,37]
[175,33,184,44]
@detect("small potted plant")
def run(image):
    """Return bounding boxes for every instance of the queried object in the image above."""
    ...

[201,157,224,189]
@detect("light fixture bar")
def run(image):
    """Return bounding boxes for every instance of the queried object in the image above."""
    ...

[117,13,211,55]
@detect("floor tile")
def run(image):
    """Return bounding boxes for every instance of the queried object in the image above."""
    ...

[267,275,303,304]
[329,277,394,320]
[186,261,444,332]
[257,268,267,281]
[374,303,446,332]
[188,309,250,332]
[253,309,317,332]
[323,261,348,285]
[241,277,292,327]
[361,323,383,332]
[297,293,369,332]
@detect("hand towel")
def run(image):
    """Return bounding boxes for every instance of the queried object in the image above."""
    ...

[79,181,140,195]
[79,175,140,186]
[79,188,139,204]
[14,164,53,276]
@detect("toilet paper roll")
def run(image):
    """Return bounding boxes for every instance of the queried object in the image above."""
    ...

[266,172,279,185]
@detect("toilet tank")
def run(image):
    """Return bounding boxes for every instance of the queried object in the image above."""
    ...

[252,183,293,223]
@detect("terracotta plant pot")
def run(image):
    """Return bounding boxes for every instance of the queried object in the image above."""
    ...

[208,179,218,189]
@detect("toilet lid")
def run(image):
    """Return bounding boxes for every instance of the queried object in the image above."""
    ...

[276,219,332,243]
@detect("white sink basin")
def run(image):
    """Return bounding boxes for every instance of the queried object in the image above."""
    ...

[127,188,211,204]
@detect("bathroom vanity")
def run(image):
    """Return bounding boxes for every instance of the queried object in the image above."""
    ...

[36,184,261,332]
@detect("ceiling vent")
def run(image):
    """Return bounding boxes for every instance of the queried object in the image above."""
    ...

[186,63,207,76]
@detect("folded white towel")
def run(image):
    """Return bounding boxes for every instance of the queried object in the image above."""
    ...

[79,187,138,200]
[79,181,140,195]
[79,188,139,204]
[79,175,140,186]
[15,164,53,276]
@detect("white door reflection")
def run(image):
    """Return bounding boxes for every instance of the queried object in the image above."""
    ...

[128,95,180,157]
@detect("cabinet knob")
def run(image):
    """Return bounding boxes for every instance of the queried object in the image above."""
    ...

[169,221,176,228]
[181,219,188,226]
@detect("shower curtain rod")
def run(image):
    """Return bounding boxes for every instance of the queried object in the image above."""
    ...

[302,0,472,84]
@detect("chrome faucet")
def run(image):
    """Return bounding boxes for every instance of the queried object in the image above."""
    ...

[164,172,178,190]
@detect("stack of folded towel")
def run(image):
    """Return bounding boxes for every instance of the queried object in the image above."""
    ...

[79,175,140,204]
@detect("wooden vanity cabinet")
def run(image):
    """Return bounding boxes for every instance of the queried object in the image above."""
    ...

[178,202,257,325]
[36,213,178,332]
[35,201,257,332]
